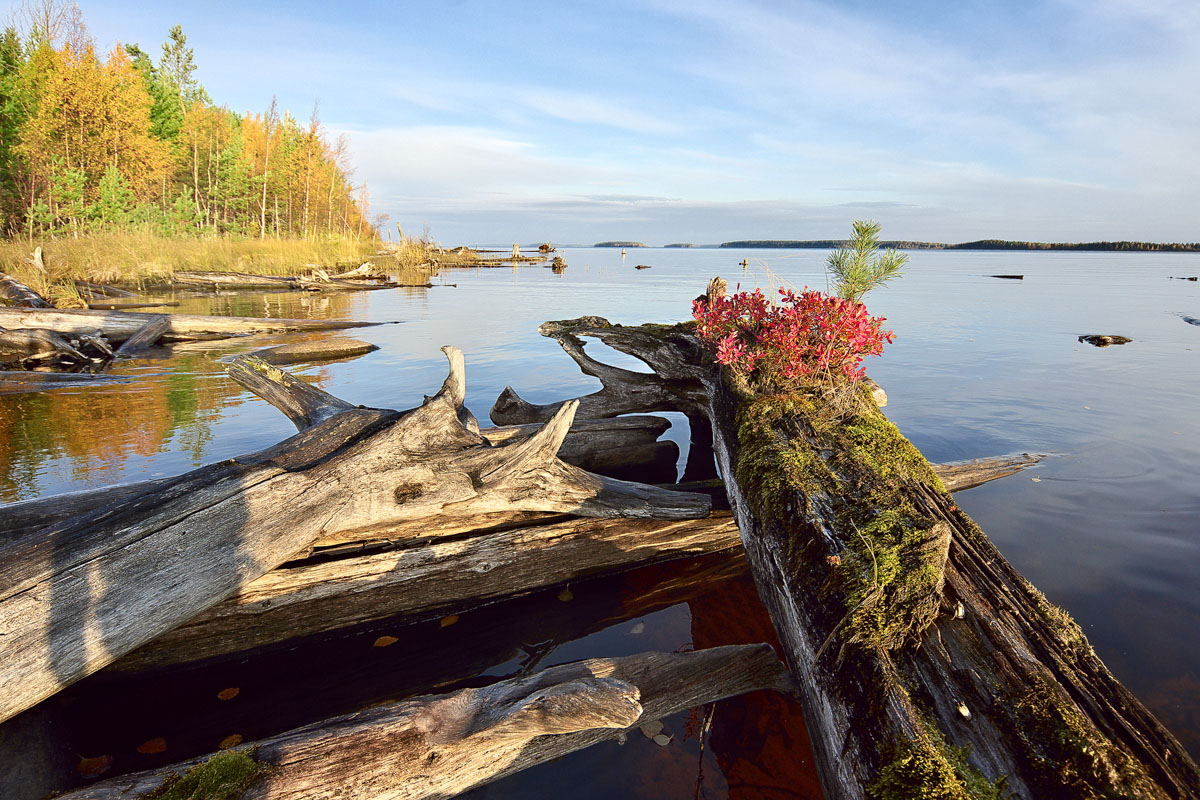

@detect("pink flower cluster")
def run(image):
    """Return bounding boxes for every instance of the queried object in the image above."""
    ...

[693,287,894,386]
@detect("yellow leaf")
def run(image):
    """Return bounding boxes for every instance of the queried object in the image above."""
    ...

[136,737,167,755]
[557,587,574,602]
[373,635,398,648]
[439,615,459,628]
[219,734,244,750]
[217,687,240,701]
[77,755,113,778]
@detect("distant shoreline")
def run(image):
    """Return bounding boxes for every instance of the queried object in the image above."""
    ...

[718,239,1200,252]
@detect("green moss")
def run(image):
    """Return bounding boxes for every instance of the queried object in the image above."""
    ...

[734,392,834,519]
[870,731,1007,800]
[733,384,956,655]
[1011,678,1141,798]
[141,749,269,800]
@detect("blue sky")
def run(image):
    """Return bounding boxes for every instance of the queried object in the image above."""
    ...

[30,0,1200,243]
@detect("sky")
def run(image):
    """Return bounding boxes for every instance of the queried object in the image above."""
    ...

[25,0,1200,244]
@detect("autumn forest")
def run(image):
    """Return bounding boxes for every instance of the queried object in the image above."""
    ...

[0,8,379,245]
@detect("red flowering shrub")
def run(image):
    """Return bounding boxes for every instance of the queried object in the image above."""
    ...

[693,287,894,389]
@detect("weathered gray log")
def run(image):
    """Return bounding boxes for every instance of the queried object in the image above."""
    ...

[934,452,1044,492]
[245,337,379,365]
[530,313,1200,799]
[86,301,181,310]
[490,317,708,424]
[0,416,679,541]
[73,281,134,299]
[0,441,1031,546]
[0,370,131,395]
[0,307,381,344]
[112,314,170,357]
[173,270,300,289]
[62,645,790,800]
[112,511,742,672]
[332,262,386,280]
[0,349,709,725]
[0,327,88,367]
[0,272,52,308]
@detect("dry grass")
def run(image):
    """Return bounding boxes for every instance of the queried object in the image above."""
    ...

[0,235,433,292]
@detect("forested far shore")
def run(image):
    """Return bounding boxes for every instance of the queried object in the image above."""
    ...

[719,239,1200,251]
[0,12,381,244]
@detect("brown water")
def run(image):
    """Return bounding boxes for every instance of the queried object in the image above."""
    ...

[2,247,1199,794]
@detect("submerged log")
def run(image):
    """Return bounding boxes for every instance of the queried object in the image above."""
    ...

[0,371,131,395]
[0,272,52,308]
[245,337,379,365]
[63,645,790,800]
[112,512,742,672]
[526,313,1200,799]
[0,349,709,725]
[934,452,1044,492]
[0,307,381,344]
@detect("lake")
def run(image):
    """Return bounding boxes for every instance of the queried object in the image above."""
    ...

[1,246,1197,795]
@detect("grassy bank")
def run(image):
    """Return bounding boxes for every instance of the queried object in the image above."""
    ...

[0,235,433,297]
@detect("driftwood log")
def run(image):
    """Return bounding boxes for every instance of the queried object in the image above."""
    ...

[0,349,709,725]
[86,301,181,311]
[0,415,682,542]
[60,645,790,800]
[0,370,130,395]
[174,268,397,292]
[111,511,742,672]
[0,328,89,367]
[0,307,380,345]
[112,315,170,357]
[244,337,379,366]
[0,272,52,308]
[520,312,1200,798]
[73,281,134,299]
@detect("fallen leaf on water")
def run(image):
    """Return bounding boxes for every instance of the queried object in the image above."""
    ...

[629,622,645,635]
[373,635,399,648]
[557,587,574,602]
[639,720,664,738]
[77,755,114,778]
[653,733,672,747]
[136,737,167,755]
[439,615,459,628]
[217,687,240,701]
[1031,476,1041,482]
[219,734,243,750]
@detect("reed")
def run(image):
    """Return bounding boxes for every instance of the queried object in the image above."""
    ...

[0,234,432,290]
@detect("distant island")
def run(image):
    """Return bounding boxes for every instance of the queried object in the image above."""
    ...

[595,241,647,248]
[664,243,695,248]
[719,239,1200,252]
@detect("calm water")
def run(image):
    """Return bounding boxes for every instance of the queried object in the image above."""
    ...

[1,247,1198,783]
